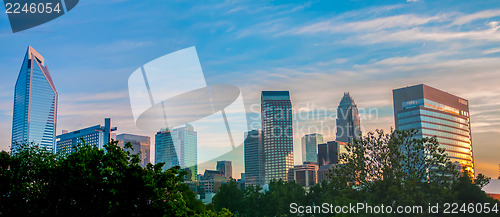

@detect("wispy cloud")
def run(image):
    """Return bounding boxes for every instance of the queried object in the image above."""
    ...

[451,9,500,26]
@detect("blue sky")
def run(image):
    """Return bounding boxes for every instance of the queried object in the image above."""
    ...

[1,0,499,178]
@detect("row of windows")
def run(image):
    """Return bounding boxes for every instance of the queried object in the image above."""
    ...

[399,114,469,131]
[400,122,470,137]
[421,129,470,143]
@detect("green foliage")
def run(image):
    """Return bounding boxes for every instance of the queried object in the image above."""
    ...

[210,129,498,217]
[474,173,491,188]
[0,141,232,217]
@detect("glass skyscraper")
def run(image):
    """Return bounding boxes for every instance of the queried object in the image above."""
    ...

[393,84,474,175]
[155,124,198,181]
[155,129,179,170]
[301,133,323,164]
[244,129,264,186]
[11,46,58,154]
[261,91,293,184]
[336,92,362,144]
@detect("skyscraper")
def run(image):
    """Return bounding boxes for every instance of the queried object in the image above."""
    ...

[216,160,232,179]
[117,133,151,167]
[301,133,323,164]
[317,140,348,166]
[261,91,293,184]
[244,130,264,186]
[172,124,198,181]
[393,84,474,175]
[155,129,179,170]
[336,92,362,144]
[11,46,58,154]
[56,118,116,155]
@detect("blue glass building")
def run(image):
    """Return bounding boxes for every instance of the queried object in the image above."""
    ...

[244,129,264,185]
[393,84,474,175]
[155,124,197,181]
[11,46,58,154]
[301,133,323,164]
[261,91,293,184]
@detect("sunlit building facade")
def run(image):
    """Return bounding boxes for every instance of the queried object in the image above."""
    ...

[261,91,293,184]
[301,133,323,164]
[393,84,474,175]
[11,46,58,154]
[117,133,151,167]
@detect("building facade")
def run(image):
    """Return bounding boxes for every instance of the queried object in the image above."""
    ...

[261,91,294,184]
[301,133,323,164]
[216,160,232,179]
[244,130,264,186]
[336,92,362,144]
[317,140,348,166]
[393,84,474,175]
[155,124,198,180]
[293,162,319,191]
[172,124,197,181]
[155,129,179,170]
[11,46,58,154]
[117,133,151,167]
[56,118,116,155]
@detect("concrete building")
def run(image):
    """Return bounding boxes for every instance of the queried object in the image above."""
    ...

[216,160,232,179]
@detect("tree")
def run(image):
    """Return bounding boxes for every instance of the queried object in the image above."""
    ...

[212,180,244,215]
[474,173,491,188]
[0,140,232,217]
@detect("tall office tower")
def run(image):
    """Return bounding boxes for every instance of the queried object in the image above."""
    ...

[301,133,323,164]
[11,46,58,154]
[393,84,474,175]
[216,160,232,179]
[172,124,198,181]
[155,129,179,170]
[244,130,264,185]
[56,118,116,155]
[261,91,293,184]
[117,133,151,167]
[317,141,348,166]
[336,92,362,144]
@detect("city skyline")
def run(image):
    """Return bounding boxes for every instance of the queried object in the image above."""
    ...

[1,0,499,179]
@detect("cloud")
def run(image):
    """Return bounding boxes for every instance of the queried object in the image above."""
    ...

[451,9,500,26]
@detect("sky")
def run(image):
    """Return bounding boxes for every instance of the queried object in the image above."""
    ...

[0,0,499,179]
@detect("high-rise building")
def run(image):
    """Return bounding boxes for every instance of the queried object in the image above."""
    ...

[56,118,116,155]
[172,124,197,181]
[216,160,232,179]
[244,130,264,186]
[301,133,323,164]
[393,84,474,175]
[261,91,294,184]
[317,141,347,166]
[336,92,362,144]
[117,133,151,167]
[155,129,179,170]
[11,46,58,154]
